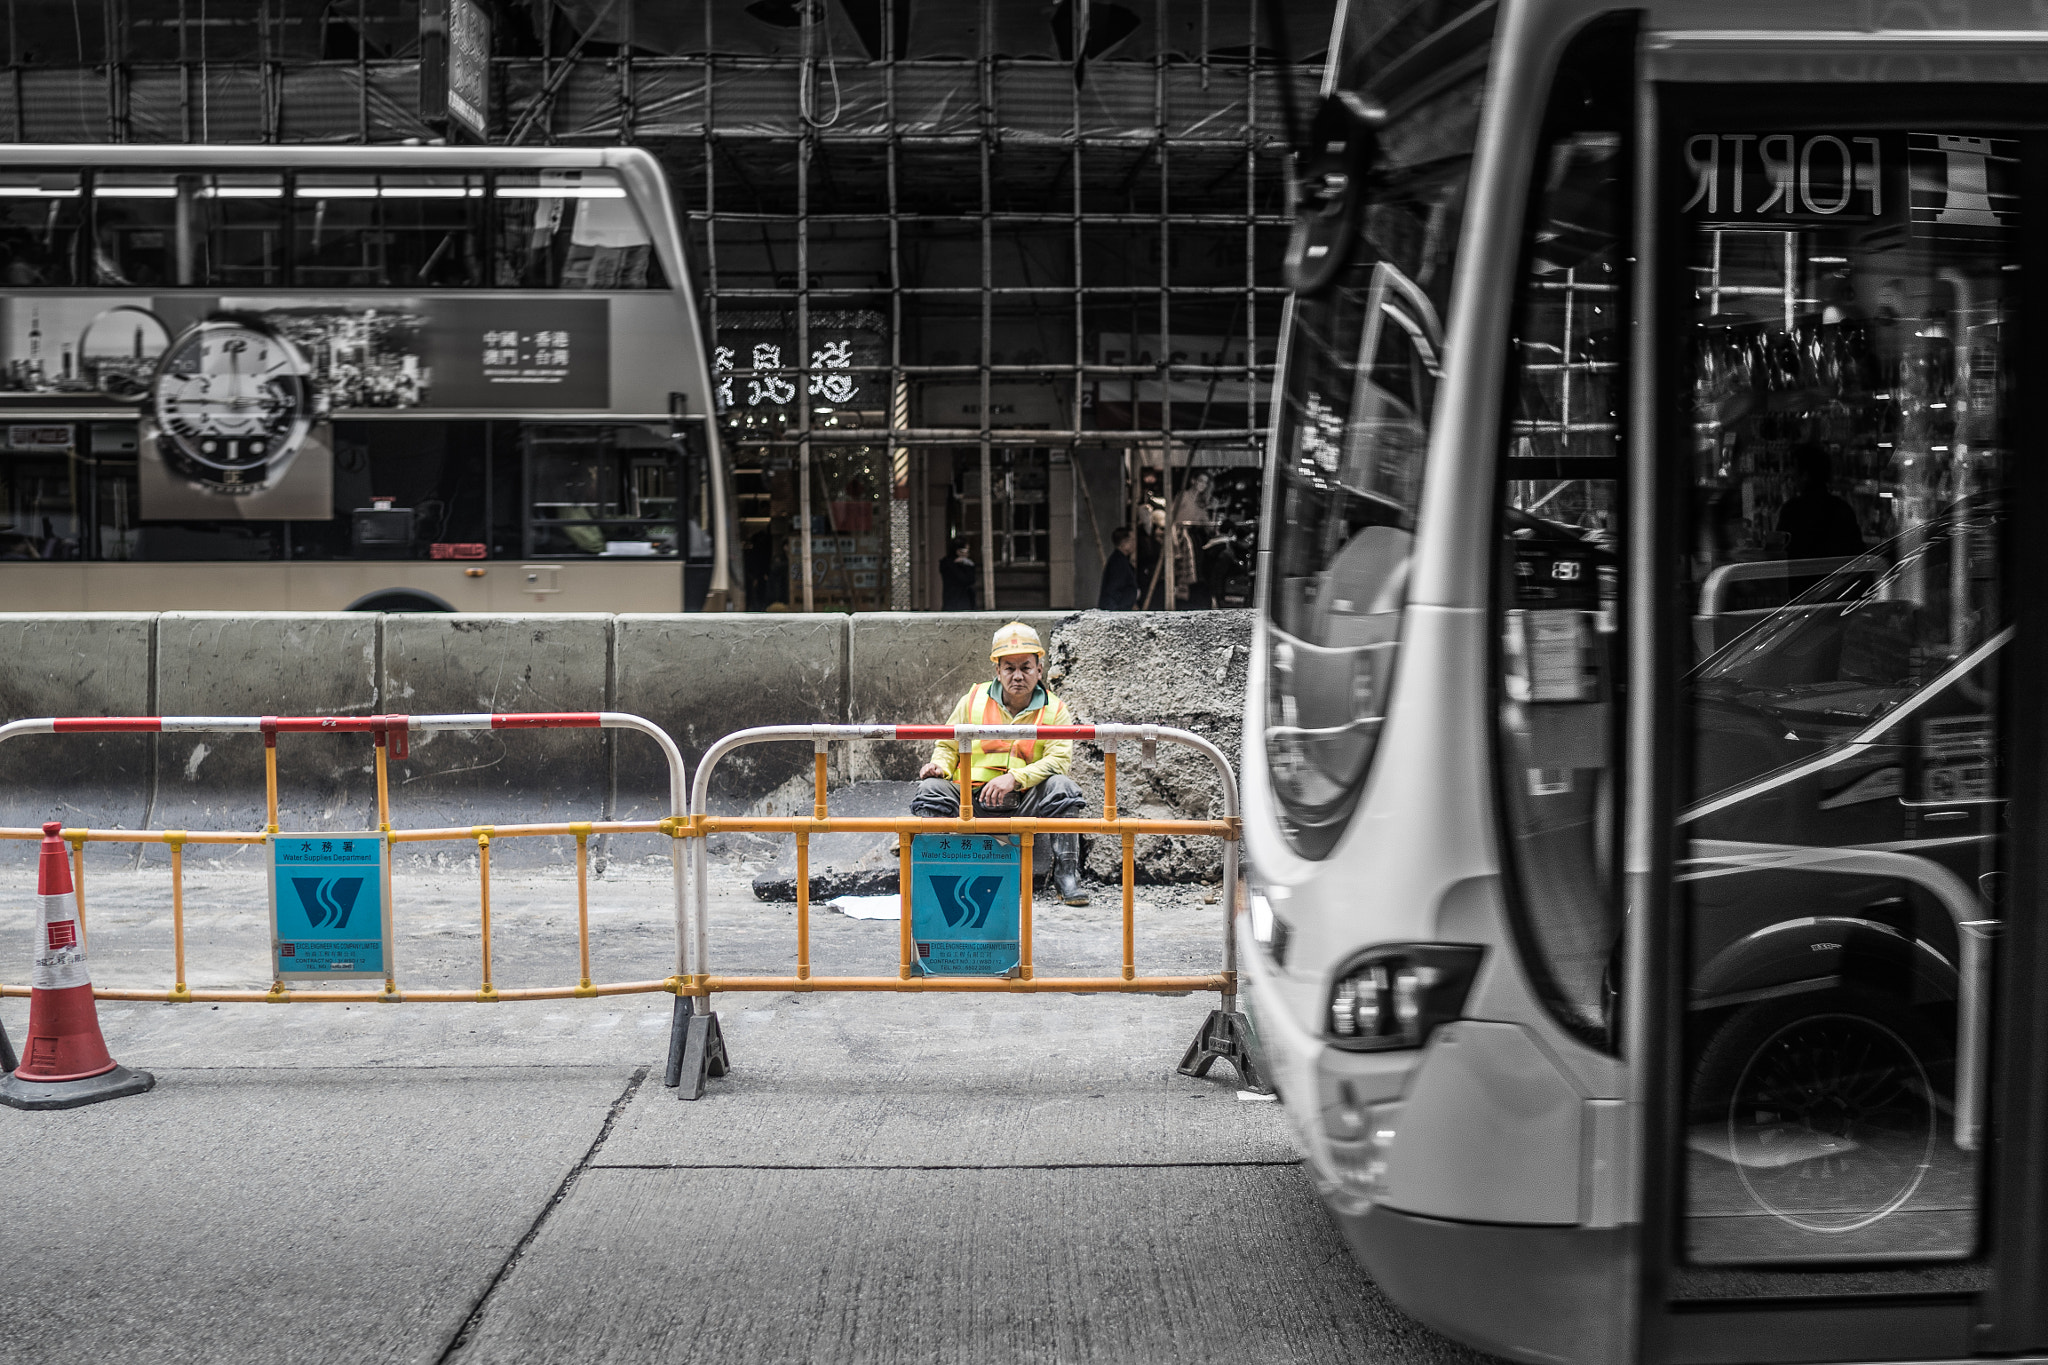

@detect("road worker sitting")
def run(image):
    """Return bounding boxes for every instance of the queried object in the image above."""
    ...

[913,621,1090,906]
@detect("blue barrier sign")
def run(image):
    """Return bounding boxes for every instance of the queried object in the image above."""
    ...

[269,833,392,979]
[909,833,1022,977]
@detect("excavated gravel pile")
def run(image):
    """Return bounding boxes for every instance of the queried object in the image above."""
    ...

[1046,609,1252,884]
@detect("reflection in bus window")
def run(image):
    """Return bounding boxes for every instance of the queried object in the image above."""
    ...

[1493,25,1630,1050]
[294,173,484,289]
[93,172,180,286]
[0,174,81,287]
[198,174,285,288]
[1263,68,1474,859]
[522,424,681,558]
[1677,120,2014,1269]
[493,172,665,290]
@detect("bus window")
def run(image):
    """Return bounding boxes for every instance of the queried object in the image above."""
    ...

[293,173,485,289]
[522,424,682,558]
[0,173,82,287]
[1492,23,1629,1049]
[1675,113,2013,1266]
[492,171,665,290]
[92,172,181,286]
[1263,72,1478,859]
[197,173,285,288]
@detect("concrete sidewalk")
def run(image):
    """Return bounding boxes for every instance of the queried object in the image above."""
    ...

[0,866,1495,1365]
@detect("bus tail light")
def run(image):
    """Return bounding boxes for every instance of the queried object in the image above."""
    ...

[1327,945,1484,1050]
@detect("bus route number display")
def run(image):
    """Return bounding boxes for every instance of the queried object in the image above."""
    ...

[268,833,392,980]
[909,834,1022,977]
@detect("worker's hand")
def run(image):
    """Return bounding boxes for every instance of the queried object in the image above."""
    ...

[918,761,949,780]
[980,772,1020,807]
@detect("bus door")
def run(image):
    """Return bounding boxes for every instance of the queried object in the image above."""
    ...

[1640,80,2048,1360]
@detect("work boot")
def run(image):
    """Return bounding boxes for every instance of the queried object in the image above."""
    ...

[1052,834,1089,906]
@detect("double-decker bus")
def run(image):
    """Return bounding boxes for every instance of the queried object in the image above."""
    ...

[1244,1,2048,1361]
[0,143,730,612]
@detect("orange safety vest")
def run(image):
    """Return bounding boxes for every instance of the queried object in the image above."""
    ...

[965,687,1067,785]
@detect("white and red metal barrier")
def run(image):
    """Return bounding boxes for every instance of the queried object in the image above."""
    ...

[667,721,1259,1099]
[0,711,694,1009]
[0,713,1263,1101]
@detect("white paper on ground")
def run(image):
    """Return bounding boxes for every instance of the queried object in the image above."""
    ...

[827,893,903,921]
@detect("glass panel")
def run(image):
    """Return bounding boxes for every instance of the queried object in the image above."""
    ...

[491,171,666,290]
[197,174,285,288]
[1494,26,1631,1052]
[0,171,81,287]
[293,173,484,288]
[92,172,181,286]
[523,423,680,557]
[1262,72,1479,859]
[1677,121,2013,1266]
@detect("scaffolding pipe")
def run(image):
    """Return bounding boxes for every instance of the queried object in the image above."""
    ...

[977,0,996,614]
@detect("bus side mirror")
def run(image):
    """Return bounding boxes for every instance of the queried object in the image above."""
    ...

[1284,92,1384,297]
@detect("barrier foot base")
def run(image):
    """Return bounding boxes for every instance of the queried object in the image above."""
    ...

[665,996,728,1100]
[0,1063,155,1111]
[1178,1009,1271,1095]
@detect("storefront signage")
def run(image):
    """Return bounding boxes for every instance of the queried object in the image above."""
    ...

[1683,130,2016,241]
[446,0,491,141]
[1683,132,1890,221]
[709,311,885,419]
[713,337,862,411]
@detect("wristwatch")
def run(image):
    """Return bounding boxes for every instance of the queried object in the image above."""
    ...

[151,315,317,494]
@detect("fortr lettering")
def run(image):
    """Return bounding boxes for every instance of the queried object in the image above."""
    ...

[1683,133,1883,218]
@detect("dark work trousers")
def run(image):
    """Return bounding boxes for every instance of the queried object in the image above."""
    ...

[911,774,1088,874]
[910,773,1087,821]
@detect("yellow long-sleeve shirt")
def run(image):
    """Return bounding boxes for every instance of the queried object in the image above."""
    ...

[928,681,1073,790]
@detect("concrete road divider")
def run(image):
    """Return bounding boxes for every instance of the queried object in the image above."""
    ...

[613,613,848,815]
[0,614,155,846]
[153,613,381,850]
[383,615,614,857]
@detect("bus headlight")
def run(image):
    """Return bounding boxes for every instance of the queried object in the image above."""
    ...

[1327,945,1484,1050]
[1247,887,1293,964]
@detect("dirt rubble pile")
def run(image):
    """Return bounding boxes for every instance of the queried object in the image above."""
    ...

[1046,609,1253,885]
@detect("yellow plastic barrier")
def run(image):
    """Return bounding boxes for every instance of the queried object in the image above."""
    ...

[666,721,1263,1098]
[0,710,708,1084]
[0,712,1266,1101]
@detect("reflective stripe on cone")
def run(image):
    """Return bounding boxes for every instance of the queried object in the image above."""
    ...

[11,821,116,1083]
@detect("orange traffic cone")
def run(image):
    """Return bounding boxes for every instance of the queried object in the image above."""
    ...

[0,822,152,1110]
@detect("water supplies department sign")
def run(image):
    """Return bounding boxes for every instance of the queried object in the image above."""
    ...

[269,833,391,979]
[909,833,1022,977]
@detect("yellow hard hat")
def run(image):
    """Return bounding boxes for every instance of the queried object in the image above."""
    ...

[989,621,1044,661]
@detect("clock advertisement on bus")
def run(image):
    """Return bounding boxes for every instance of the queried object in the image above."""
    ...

[0,293,614,512]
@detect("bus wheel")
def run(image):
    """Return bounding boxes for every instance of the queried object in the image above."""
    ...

[1689,987,1941,1233]
[345,589,454,612]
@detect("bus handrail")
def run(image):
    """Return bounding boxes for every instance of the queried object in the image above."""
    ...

[1697,553,1887,617]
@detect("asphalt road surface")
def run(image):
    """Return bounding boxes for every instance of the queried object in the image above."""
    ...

[0,850,1497,1365]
